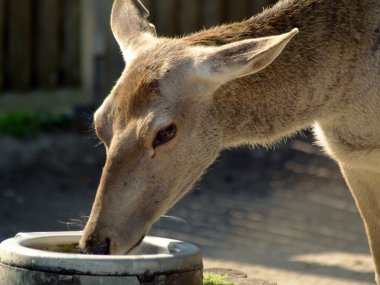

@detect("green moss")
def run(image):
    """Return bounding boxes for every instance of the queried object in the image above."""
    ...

[32,243,81,253]
[203,273,235,285]
[0,112,75,137]
[53,243,81,254]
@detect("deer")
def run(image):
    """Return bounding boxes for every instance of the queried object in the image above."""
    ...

[79,0,380,283]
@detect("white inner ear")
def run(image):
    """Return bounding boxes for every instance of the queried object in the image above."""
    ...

[190,28,299,85]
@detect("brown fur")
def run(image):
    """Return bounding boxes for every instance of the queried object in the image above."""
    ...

[81,0,380,282]
[120,71,157,117]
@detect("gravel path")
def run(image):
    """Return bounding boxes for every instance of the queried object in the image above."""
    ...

[0,131,374,284]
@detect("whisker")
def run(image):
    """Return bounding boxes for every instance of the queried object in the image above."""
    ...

[161,215,190,227]
[95,140,104,147]
[58,214,90,230]
[57,220,71,230]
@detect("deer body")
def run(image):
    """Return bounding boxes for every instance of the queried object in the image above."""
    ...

[80,0,380,283]
[186,0,380,148]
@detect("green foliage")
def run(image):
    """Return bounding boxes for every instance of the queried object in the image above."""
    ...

[203,273,235,285]
[0,112,75,137]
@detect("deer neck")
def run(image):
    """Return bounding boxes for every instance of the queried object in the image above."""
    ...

[184,0,375,147]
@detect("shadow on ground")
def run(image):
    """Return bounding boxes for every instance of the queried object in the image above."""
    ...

[0,131,374,285]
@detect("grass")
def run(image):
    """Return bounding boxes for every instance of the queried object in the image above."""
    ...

[203,273,235,285]
[0,112,75,137]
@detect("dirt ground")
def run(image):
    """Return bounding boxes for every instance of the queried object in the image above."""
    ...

[0,130,375,285]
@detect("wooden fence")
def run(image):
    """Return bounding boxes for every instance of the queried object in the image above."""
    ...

[0,0,95,113]
[142,0,277,36]
[0,0,275,113]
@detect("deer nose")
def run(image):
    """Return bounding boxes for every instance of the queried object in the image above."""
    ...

[80,238,110,255]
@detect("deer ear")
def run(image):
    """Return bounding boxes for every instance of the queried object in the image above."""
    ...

[192,28,299,84]
[111,0,156,63]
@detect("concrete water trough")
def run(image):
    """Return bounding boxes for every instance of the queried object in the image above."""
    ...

[0,231,203,285]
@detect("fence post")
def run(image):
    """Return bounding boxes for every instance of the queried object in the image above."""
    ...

[155,0,179,36]
[62,0,81,87]
[7,0,33,91]
[179,0,201,35]
[35,0,60,89]
[81,0,95,105]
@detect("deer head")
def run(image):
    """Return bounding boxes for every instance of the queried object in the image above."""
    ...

[79,0,298,255]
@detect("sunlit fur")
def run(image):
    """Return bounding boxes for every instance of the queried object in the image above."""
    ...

[80,0,380,282]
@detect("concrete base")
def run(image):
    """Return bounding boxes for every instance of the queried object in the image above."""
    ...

[0,263,202,285]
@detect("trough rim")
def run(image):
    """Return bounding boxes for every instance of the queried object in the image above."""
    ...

[0,231,203,276]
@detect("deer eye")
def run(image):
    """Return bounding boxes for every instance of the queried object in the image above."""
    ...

[153,124,177,148]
